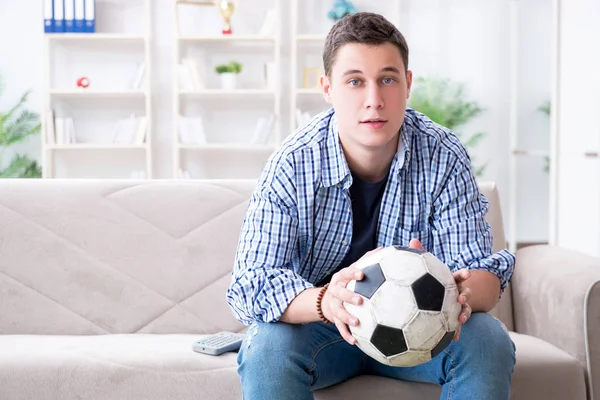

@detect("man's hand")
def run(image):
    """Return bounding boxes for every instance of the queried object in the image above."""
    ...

[321,248,384,345]
[452,268,472,341]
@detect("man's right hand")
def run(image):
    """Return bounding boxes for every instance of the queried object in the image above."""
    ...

[321,247,383,345]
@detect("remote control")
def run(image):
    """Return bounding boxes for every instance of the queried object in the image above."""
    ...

[192,331,246,356]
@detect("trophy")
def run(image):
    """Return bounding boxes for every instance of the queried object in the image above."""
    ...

[217,0,235,35]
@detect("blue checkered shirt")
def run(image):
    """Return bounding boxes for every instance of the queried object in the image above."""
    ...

[226,108,516,326]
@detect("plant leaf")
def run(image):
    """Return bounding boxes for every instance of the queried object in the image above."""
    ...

[0,90,30,128]
[463,131,486,148]
[2,110,41,146]
[0,154,42,178]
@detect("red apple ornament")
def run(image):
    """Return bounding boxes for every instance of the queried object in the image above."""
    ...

[77,77,90,89]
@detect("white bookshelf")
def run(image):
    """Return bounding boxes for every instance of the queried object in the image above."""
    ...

[173,0,281,179]
[41,0,152,179]
[289,0,402,133]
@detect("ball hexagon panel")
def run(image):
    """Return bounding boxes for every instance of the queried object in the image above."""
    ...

[353,263,386,300]
[431,330,455,359]
[442,286,462,332]
[422,253,456,288]
[388,349,433,367]
[353,334,387,365]
[403,310,447,351]
[371,324,408,357]
[378,249,427,285]
[371,281,417,330]
[345,301,378,340]
[411,273,446,311]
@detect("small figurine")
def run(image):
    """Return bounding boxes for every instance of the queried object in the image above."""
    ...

[76,76,90,89]
[327,0,358,22]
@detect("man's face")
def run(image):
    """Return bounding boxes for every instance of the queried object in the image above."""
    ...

[322,42,412,151]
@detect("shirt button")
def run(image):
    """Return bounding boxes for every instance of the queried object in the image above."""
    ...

[342,240,349,246]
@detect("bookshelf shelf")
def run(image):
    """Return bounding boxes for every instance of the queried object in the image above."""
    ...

[47,144,148,150]
[296,34,326,42]
[178,35,276,43]
[295,88,321,95]
[45,33,146,42]
[178,89,275,98]
[178,143,275,151]
[49,90,147,98]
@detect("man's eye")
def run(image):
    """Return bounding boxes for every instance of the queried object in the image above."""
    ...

[349,79,360,86]
[382,77,395,84]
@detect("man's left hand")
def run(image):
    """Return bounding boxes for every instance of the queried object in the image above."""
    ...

[451,268,471,341]
[408,239,471,342]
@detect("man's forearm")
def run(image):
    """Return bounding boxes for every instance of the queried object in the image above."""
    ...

[279,288,322,324]
[463,270,501,312]
[278,270,501,324]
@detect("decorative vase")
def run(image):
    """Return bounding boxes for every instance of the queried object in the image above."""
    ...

[220,73,237,90]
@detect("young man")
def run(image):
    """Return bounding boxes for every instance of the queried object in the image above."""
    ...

[226,11,516,400]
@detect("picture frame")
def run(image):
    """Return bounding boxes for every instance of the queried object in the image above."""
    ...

[302,67,322,89]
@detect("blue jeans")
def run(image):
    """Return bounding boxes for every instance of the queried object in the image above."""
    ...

[237,312,516,399]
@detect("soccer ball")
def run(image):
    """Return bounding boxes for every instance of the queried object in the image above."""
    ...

[344,246,461,367]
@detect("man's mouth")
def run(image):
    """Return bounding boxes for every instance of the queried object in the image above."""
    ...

[361,119,388,128]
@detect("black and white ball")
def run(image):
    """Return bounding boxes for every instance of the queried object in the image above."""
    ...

[344,246,461,367]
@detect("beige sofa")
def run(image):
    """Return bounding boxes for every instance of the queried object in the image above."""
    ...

[0,179,598,400]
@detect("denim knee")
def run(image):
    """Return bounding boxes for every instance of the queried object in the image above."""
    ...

[237,322,310,380]
[454,312,516,371]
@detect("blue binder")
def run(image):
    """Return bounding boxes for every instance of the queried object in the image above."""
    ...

[84,0,95,33]
[44,0,54,33]
[74,0,85,32]
[53,0,65,32]
[64,0,75,32]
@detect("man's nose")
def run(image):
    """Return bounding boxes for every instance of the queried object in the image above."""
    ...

[364,85,384,109]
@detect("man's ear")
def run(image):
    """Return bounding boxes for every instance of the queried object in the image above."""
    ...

[321,74,332,104]
[406,70,413,99]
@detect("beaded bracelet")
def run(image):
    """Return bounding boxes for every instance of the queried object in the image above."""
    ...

[316,283,334,324]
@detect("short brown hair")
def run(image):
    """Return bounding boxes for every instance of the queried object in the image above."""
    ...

[322,12,409,76]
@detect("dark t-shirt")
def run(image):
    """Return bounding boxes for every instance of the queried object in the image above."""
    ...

[316,171,389,286]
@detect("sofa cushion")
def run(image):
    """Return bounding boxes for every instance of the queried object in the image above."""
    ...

[0,332,586,400]
[0,334,241,400]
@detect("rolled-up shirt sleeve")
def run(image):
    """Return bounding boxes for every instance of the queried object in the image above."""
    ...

[430,159,515,293]
[226,154,314,325]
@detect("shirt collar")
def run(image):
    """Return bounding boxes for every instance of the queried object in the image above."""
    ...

[322,109,413,189]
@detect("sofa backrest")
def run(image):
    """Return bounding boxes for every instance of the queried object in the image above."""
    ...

[0,179,254,335]
[0,179,513,335]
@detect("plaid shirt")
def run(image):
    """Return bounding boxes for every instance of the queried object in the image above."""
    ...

[226,108,515,326]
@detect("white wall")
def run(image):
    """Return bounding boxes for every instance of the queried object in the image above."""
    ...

[0,0,43,170]
[0,0,553,244]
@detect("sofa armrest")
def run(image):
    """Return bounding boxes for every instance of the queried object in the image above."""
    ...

[512,244,600,399]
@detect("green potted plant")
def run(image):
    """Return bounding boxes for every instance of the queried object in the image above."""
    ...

[215,61,243,90]
[408,75,487,177]
[0,74,42,178]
